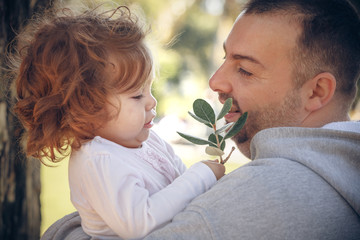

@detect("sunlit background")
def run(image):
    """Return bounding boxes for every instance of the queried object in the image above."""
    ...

[40,0,360,236]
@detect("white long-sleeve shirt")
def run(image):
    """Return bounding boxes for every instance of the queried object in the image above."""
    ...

[68,130,216,239]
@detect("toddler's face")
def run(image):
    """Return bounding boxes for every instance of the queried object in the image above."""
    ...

[97,81,157,148]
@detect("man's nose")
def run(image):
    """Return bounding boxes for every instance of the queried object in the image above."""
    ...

[209,64,232,94]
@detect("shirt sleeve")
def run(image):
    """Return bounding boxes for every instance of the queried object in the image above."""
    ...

[81,153,216,239]
[164,141,187,175]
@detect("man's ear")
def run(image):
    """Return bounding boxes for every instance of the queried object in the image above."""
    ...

[303,72,336,112]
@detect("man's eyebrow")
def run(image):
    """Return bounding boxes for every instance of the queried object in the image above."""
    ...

[223,42,265,68]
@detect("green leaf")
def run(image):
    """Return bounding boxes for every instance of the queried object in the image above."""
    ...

[217,98,232,120]
[220,139,226,151]
[193,99,216,125]
[224,112,248,140]
[215,122,233,135]
[177,132,212,145]
[208,134,226,150]
[188,111,213,128]
[208,134,219,147]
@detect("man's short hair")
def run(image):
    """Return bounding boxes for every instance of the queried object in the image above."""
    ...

[244,0,360,103]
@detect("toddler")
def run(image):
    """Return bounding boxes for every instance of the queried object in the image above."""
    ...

[10,5,225,240]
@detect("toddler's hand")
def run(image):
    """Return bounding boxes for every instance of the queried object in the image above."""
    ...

[201,160,225,180]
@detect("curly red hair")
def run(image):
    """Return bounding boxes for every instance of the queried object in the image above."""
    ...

[10,6,153,163]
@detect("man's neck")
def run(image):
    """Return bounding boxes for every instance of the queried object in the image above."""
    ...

[301,99,350,128]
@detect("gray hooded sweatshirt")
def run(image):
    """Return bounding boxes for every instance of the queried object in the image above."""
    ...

[145,121,360,240]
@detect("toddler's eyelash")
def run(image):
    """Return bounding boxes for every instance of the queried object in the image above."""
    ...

[132,94,143,100]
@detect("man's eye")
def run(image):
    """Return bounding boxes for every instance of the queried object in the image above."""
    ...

[238,68,252,76]
[132,94,143,100]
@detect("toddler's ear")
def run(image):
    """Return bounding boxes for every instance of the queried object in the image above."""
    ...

[303,72,336,112]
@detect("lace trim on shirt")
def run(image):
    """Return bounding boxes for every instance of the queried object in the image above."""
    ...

[135,146,177,184]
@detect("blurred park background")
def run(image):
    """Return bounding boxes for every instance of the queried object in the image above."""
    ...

[1,0,359,239]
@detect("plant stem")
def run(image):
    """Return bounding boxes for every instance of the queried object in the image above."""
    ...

[213,123,224,164]
[222,147,236,164]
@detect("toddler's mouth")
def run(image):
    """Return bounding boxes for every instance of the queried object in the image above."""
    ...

[144,119,154,128]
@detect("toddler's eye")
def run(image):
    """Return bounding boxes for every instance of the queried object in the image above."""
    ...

[132,94,143,100]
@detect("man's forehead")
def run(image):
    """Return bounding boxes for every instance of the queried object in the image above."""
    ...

[228,13,300,46]
[223,13,300,70]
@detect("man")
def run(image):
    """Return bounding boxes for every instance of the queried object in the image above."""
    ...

[145,0,360,239]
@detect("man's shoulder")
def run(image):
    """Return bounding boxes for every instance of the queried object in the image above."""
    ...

[191,157,315,206]
[322,120,360,133]
[178,158,360,239]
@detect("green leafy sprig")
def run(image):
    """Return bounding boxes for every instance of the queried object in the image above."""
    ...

[177,98,248,164]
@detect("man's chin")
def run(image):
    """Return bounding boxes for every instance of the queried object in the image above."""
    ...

[232,130,248,144]
[232,132,251,158]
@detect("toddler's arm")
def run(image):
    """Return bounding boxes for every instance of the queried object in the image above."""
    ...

[80,154,218,239]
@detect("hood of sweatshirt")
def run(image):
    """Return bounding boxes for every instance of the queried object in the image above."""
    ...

[250,121,360,216]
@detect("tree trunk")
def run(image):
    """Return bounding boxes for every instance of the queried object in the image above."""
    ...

[0,0,53,239]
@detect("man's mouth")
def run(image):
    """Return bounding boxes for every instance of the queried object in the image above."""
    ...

[224,107,242,122]
[218,95,242,122]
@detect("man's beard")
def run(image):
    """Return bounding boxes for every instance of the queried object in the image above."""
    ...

[228,88,302,158]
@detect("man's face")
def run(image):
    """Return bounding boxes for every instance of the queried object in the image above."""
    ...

[209,13,306,157]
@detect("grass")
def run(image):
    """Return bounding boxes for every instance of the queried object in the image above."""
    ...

[40,157,76,235]
[40,143,249,236]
